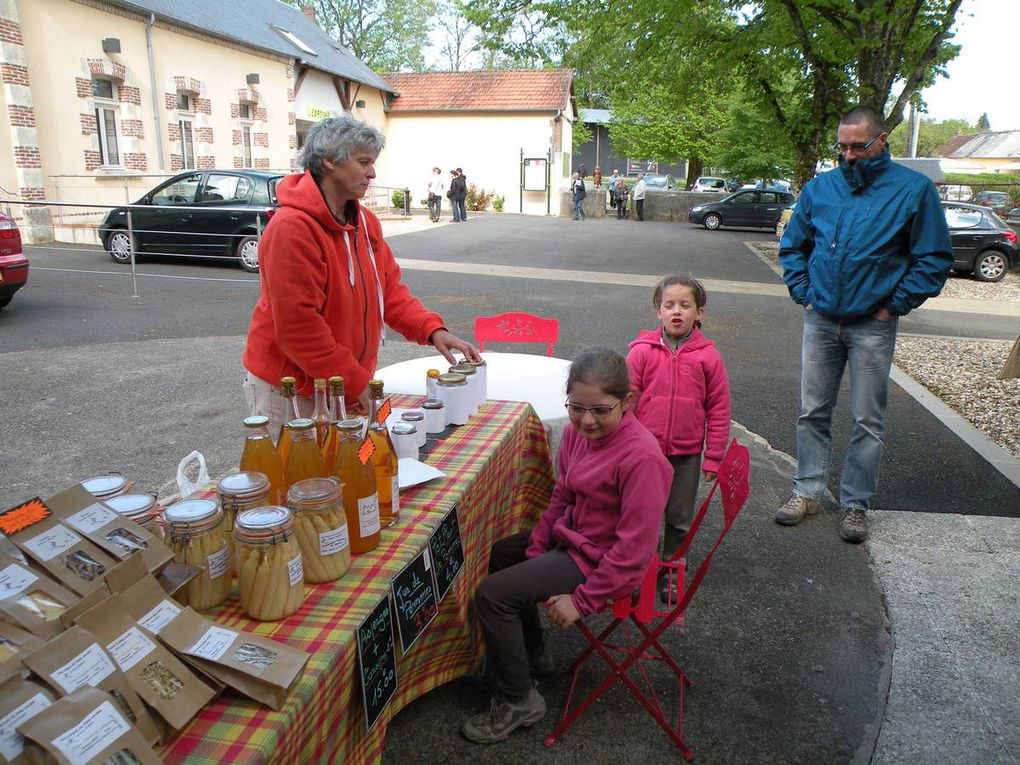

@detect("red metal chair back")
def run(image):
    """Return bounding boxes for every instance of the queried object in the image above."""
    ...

[474,312,559,356]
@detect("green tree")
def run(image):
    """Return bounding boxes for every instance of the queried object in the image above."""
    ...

[888,116,974,157]
[710,92,795,182]
[288,0,433,72]
[977,112,991,131]
[434,1,479,71]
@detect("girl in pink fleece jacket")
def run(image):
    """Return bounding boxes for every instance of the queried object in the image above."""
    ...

[627,275,731,598]
[461,348,672,745]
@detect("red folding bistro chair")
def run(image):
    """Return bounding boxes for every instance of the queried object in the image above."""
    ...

[544,439,751,761]
[474,312,559,356]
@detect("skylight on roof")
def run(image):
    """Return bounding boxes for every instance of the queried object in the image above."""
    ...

[271,25,317,57]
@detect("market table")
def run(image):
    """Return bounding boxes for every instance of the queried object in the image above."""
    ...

[161,396,555,764]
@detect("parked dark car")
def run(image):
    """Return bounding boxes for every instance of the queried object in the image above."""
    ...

[0,212,27,309]
[99,169,282,272]
[943,201,1019,282]
[689,189,796,230]
[969,190,1011,216]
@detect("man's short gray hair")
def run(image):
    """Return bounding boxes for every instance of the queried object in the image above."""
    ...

[298,114,386,178]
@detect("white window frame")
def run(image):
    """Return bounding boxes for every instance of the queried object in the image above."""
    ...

[241,125,253,168]
[92,77,121,167]
[178,117,195,170]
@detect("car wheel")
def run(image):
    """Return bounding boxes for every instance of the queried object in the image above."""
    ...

[703,213,722,230]
[236,235,260,273]
[106,230,134,264]
[973,250,1007,282]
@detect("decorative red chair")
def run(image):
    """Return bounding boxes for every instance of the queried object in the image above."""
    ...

[544,439,751,761]
[474,312,559,356]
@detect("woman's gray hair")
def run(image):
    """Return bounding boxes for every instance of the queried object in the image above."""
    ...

[298,114,386,178]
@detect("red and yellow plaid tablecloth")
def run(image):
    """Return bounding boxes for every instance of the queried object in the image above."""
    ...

[161,397,555,765]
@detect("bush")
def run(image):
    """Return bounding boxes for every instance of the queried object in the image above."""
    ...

[466,184,494,212]
[492,194,505,213]
[391,189,405,210]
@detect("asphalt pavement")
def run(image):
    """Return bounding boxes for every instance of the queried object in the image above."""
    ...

[1,213,1017,763]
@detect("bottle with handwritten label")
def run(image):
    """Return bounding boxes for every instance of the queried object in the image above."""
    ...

[331,419,380,554]
[367,380,399,528]
[284,418,329,490]
[239,415,286,504]
[322,376,347,465]
[310,378,331,449]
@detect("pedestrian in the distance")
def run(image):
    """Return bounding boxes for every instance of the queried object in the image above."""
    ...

[632,173,647,221]
[571,172,586,221]
[593,166,602,188]
[451,167,468,222]
[627,274,731,601]
[776,104,953,543]
[613,179,628,219]
[427,167,445,222]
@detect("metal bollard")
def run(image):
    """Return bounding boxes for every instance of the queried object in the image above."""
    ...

[126,209,139,298]
[403,187,410,217]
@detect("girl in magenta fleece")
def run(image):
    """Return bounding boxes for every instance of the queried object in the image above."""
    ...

[462,347,672,745]
[628,274,731,579]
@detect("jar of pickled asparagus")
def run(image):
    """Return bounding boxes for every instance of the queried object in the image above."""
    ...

[104,493,165,542]
[216,472,271,567]
[286,477,351,583]
[234,506,305,621]
[163,499,232,610]
[81,474,132,501]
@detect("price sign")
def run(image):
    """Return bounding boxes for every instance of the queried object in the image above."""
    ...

[356,595,397,732]
[390,548,439,653]
[427,505,464,600]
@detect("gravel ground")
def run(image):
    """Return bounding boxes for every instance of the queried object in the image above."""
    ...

[748,241,1020,460]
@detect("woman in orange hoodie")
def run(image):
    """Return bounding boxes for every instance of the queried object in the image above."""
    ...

[242,115,478,430]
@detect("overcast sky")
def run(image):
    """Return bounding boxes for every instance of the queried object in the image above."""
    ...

[921,0,1019,130]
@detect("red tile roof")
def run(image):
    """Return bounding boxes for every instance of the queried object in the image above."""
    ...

[381,69,574,113]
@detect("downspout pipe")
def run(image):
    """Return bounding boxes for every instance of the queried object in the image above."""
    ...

[146,14,165,172]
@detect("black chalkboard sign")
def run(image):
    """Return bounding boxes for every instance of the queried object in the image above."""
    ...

[356,594,398,732]
[390,548,440,653]
[428,504,465,600]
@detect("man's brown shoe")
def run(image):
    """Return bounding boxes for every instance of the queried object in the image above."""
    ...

[839,507,869,543]
[774,494,820,526]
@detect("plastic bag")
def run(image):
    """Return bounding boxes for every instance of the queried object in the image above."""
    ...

[175,451,210,498]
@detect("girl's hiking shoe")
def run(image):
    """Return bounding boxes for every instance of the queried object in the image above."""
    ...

[461,686,547,744]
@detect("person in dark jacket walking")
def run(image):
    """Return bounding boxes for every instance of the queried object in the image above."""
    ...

[449,169,468,222]
[571,173,586,220]
[775,105,953,543]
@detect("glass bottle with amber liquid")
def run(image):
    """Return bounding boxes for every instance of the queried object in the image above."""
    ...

[367,380,399,528]
[239,415,286,504]
[276,376,302,465]
[322,376,348,466]
[331,419,380,554]
[284,418,329,491]
[311,378,331,449]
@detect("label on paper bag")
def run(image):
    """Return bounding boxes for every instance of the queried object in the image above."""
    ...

[0,562,38,599]
[358,493,380,537]
[391,476,400,514]
[22,524,81,562]
[189,625,236,662]
[106,626,156,672]
[319,524,349,556]
[137,599,181,635]
[51,643,117,693]
[52,701,129,764]
[0,693,51,760]
[65,503,118,535]
[287,555,303,587]
[206,545,229,580]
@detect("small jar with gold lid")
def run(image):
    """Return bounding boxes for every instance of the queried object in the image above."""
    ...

[234,506,305,621]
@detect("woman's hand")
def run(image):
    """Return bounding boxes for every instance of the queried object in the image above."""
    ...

[545,594,581,630]
[430,328,481,363]
[702,470,717,483]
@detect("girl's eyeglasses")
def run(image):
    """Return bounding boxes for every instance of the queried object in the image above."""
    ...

[564,399,622,418]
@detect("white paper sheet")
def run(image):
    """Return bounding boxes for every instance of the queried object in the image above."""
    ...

[397,458,446,490]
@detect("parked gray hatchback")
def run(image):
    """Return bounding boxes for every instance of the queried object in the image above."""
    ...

[689,188,795,230]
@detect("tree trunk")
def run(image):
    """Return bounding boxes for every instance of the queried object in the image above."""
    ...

[686,157,703,189]
[792,145,819,190]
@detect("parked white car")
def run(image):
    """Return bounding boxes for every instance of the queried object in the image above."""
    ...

[690,176,727,193]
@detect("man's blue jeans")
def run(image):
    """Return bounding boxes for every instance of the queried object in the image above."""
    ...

[793,308,898,511]
[572,198,585,219]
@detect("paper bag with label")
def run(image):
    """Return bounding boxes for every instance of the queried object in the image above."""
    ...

[21,626,163,747]
[0,552,78,640]
[0,499,118,598]
[0,622,42,680]
[0,674,56,765]
[16,686,160,765]
[44,486,172,575]
[159,607,308,711]
[75,594,218,731]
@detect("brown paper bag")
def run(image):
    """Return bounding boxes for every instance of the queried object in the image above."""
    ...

[159,607,308,711]
[75,594,218,731]
[999,333,1020,379]
[16,686,160,765]
[0,500,118,598]
[104,554,201,600]
[0,622,43,680]
[21,627,163,746]
[43,487,172,575]
[0,553,77,640]
[0,674,56,764]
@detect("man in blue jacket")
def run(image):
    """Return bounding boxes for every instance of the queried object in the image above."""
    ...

[776,105,953,543]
